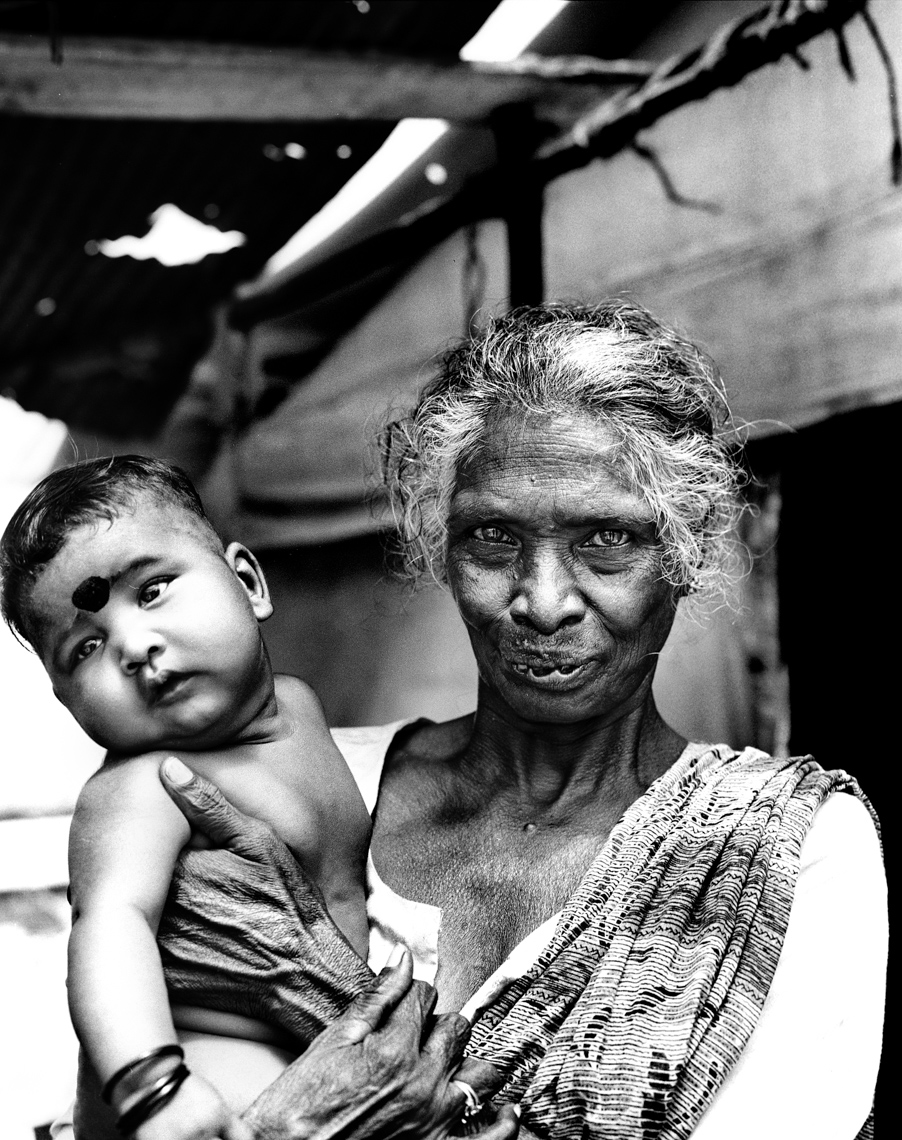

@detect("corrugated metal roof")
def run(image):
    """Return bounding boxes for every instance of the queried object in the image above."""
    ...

[0,0,500,434]
[0,1,497,54]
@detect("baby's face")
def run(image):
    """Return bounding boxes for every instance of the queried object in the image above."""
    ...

[28,502,272,754]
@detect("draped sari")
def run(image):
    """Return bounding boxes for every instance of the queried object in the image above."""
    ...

[466,744,879,1139]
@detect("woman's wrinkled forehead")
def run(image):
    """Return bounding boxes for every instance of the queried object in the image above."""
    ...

[455,407,626,488]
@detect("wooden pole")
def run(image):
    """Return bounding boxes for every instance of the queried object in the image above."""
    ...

[493,106,544,309]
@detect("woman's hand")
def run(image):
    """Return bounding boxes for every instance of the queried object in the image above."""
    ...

[159,759,517,1139]
[158,757,372,1047]
[245,949,520,1140]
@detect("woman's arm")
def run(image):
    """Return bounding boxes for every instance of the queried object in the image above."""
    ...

[158,756,373,1045]
[157,761,520,1140]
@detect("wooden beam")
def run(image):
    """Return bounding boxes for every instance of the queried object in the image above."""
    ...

[0,35,654,124]
[231,0,875,328]
[535,0,870,181]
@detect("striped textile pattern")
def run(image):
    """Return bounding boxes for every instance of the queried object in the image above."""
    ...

[466,743,879,1139]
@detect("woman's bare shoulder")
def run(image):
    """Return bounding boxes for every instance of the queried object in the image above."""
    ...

[388,714,475,766]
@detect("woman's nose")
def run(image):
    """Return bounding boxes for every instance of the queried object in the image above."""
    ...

[509,550,585,633]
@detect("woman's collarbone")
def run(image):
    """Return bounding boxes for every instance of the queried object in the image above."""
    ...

[388,820,602,914]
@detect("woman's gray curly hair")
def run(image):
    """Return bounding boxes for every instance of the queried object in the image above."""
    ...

[379,299,746,610]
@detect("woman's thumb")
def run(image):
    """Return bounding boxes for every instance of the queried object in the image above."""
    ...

[224,1114,256,1140]
[336,947,416,1044]
[159,756,259,853]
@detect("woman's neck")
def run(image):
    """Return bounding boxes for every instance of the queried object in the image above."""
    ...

[458,683,686,814]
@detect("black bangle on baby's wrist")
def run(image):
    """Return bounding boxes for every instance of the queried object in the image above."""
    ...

[101,1044,185,1105]
[115,1062,191,1136]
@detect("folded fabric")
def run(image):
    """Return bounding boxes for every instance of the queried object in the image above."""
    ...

[466,743,878,1140]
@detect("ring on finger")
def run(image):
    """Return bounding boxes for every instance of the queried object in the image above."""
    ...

[451,1079,483,1120]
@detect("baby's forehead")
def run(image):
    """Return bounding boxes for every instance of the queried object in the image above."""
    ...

[108,494,212,538]
[25,498,219,635]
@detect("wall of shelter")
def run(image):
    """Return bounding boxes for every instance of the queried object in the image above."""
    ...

[196,222,513,728]
[546,0,902,430]
[218,0,902,741]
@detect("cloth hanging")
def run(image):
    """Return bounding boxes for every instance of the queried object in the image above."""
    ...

[466,744,879,1140]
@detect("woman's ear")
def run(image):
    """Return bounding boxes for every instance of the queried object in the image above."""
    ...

[224,542,273,622]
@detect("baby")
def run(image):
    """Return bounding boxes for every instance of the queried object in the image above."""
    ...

[0,455,373,1139]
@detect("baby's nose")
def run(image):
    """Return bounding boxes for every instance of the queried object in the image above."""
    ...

[120,632,164,674]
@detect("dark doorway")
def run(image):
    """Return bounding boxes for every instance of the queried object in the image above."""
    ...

[748,400,898,1126]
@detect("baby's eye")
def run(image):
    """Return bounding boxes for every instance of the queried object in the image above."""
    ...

[583,529,631,548]
[472,526,515,545]
[73,636,102,665]
[139,579,170,605]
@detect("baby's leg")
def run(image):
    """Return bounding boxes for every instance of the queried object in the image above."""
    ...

[179,1030,294,1113]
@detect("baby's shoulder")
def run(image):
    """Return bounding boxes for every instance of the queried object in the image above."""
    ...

[274,673,331,735]
[73,750,191,834]
[89,747,174,780]
[274,672,323,711]
[79,749,187,805]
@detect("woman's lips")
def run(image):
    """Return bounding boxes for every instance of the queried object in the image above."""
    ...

[506,659,591,687]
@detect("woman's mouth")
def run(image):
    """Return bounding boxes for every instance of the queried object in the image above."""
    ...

[507,659,589,687]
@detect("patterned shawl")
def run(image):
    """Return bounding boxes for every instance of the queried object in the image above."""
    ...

[466,743,878,1140]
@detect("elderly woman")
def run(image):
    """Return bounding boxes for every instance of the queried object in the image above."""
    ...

[63,301,885,1139]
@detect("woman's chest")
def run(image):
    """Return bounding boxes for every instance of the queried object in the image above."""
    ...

[371,819,609,1011]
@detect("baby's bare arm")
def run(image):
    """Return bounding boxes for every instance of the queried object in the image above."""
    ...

[69,756,253,1139]
[68,754,192,1086]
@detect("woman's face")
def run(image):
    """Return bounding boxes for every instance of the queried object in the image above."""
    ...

[446,411,679,727]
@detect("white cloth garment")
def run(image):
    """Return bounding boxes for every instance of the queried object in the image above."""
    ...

[52,722,886,1138]
[341,722,887,1140]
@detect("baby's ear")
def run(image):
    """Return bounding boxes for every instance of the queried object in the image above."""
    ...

[225,543,273,622]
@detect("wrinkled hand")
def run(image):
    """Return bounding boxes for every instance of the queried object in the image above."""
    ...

[245,950,519,1140]
[158,758,372,1048]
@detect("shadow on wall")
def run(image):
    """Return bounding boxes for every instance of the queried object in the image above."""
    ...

[259,533,478,728]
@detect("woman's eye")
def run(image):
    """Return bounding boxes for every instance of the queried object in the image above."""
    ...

[472,526,515,545]
[584,529,631,548]
[139,579,170,605]
[73,637,102,665]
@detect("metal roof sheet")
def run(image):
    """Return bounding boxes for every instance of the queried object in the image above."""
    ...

[0,0,500,433]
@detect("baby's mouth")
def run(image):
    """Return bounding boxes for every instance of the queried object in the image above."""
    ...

[146,671,191,705]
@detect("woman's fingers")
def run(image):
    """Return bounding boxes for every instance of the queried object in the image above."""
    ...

[420,1010,472,1073]
[447,1055,506,1103]
[221,1114,256,1140]
[159,757,265,855]
[334,948,416,1044]
[476,1104,521,1138]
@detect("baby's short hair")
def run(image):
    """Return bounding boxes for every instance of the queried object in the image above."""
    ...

[0,455,220,648]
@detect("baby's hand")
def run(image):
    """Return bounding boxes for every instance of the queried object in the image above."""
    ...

[132,1072,252,1140]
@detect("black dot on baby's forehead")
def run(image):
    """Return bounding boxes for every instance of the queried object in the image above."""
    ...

[71,576,110,612]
